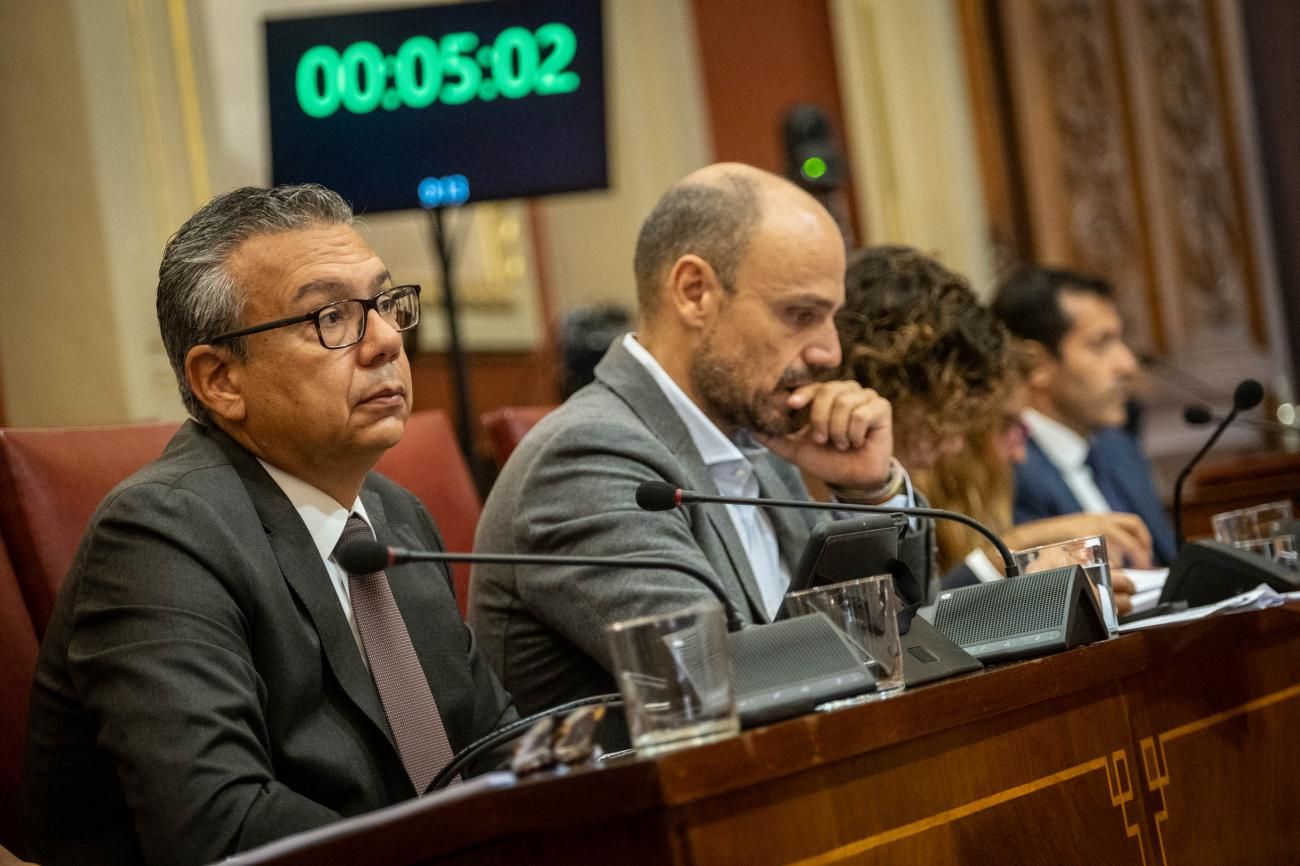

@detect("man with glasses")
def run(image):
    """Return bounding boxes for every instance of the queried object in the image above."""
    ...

[24,185,515,866]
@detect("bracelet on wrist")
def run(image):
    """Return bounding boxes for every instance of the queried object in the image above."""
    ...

[828,457,907,505]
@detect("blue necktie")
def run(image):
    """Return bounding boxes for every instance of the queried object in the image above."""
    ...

[1084,446,1129,513]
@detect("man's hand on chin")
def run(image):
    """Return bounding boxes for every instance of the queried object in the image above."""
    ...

[757,380,895,490]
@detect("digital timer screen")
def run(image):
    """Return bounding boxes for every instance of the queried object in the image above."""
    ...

[265,0,606,213]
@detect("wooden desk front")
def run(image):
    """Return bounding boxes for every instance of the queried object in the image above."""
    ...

[240,607,1300,865]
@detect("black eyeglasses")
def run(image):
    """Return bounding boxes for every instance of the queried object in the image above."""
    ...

[203,284,421,350]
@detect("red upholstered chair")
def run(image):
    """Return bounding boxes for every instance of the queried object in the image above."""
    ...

[0,412,478,855]
[0,421,180,637]
[374,410,481,615]
[0,410,480,634]
[481,405,556,470]
[0,536,37,858]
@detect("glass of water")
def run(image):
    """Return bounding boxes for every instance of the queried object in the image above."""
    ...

[1013,535,1117,634]
[606,604,739,756]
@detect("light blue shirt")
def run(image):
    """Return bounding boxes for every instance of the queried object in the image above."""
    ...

[622,334,792,618]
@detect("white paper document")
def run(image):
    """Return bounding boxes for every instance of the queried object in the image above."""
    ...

[1117,584,1286,633]
[1123,567,1168,615]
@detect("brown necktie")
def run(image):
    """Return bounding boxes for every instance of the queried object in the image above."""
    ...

[338,513,457,791]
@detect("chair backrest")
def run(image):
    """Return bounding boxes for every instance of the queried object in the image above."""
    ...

[0,535,37,858]
[0,411,481,635]
[481,405,556,470]
[0,422,180,637]
[374,410,481,615]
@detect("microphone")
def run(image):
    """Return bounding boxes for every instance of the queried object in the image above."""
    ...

[1173,378,1265,548]
[1184,402,1294,434]
[339,539,895,721]
[336,539,745,632]
[636,480,1020,577]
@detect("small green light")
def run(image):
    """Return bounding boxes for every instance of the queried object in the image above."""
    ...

[802,156,828,180]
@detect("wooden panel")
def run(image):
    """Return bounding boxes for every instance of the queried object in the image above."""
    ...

[1179,449,1300,539]
[229,607,1300,865]
[408,350,562,460]
[955,0,1033,272]
[1238,2,1300,387]
[680,690,1145,864]
[996,0,1158,352]
[689,0,860,240]
[1112,0,1266,360]
[1122,616,1300,864]
[968,0,1281,433]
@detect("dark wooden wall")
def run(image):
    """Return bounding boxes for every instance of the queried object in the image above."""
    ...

[1239,0,1300,389]
[689,0,860,239]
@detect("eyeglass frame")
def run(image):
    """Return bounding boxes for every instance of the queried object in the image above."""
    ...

[200,284,422,350]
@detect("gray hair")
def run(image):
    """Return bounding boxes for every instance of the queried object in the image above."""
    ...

[632,172,761,317]
[156,184,353,423]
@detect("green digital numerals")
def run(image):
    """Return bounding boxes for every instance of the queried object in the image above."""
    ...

[295,23,581,119]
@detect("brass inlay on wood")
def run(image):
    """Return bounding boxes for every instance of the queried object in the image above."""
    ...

[788,751,1141,865]
[1140,681,1300,866]
[1107,748,1146,866]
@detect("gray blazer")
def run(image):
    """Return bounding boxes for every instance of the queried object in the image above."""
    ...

[469,340,930,714]
[24,421,515,866]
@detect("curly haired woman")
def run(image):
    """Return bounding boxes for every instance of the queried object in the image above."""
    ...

[838,246,1146,606]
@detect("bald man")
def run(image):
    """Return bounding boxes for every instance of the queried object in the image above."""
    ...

[469,164,929,713]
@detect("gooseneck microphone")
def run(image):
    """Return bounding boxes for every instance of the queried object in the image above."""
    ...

[636,480,1020,577]
[1173,378,1265,548]
[336,540,745,632]
[1185,402,1293,434]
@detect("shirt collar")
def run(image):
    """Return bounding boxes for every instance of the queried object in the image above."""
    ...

[258,459,371,562]
[1022,408,1090,470]
[622,333,761,468]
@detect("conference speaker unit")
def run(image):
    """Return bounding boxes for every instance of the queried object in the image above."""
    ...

[927,565,1108,663]
[1160,540,1299,608]
[729,612,875,727]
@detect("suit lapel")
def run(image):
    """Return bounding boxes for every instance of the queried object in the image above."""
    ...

[700,503,772,624]
[1026,437,1083,513]
[1093,437,1176,562]
[209,428,396,752]
[753,457,815,585]
[595,341,772,623]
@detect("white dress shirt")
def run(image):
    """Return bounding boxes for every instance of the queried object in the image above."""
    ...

[259,459,372,657]
[622,334,792,619]
[1022,409,1111,513]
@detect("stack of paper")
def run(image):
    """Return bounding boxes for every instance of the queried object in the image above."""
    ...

[1117,584,1287,633]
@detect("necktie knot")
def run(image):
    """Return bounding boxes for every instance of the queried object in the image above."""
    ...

[339,513,376,555]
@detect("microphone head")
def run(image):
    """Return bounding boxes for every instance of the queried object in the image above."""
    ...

[336,539,390,574]
[636,480,681,511]
[1233,378,1265,412]
[1183,405,1214,426]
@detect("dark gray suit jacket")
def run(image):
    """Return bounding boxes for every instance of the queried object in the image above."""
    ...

[468,340,931,715]
[23,421,514,866]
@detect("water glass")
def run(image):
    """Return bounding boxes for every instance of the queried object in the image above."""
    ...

[1232,534,1298,570]
[606,604,739,756]
[1013,535,1117,635]
[784,574,904,696]
[1212,501,1294,544]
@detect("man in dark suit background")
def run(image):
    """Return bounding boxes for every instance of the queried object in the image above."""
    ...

[23,185,515,866]
[470,163,930,714]
[991,267,1176,565]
